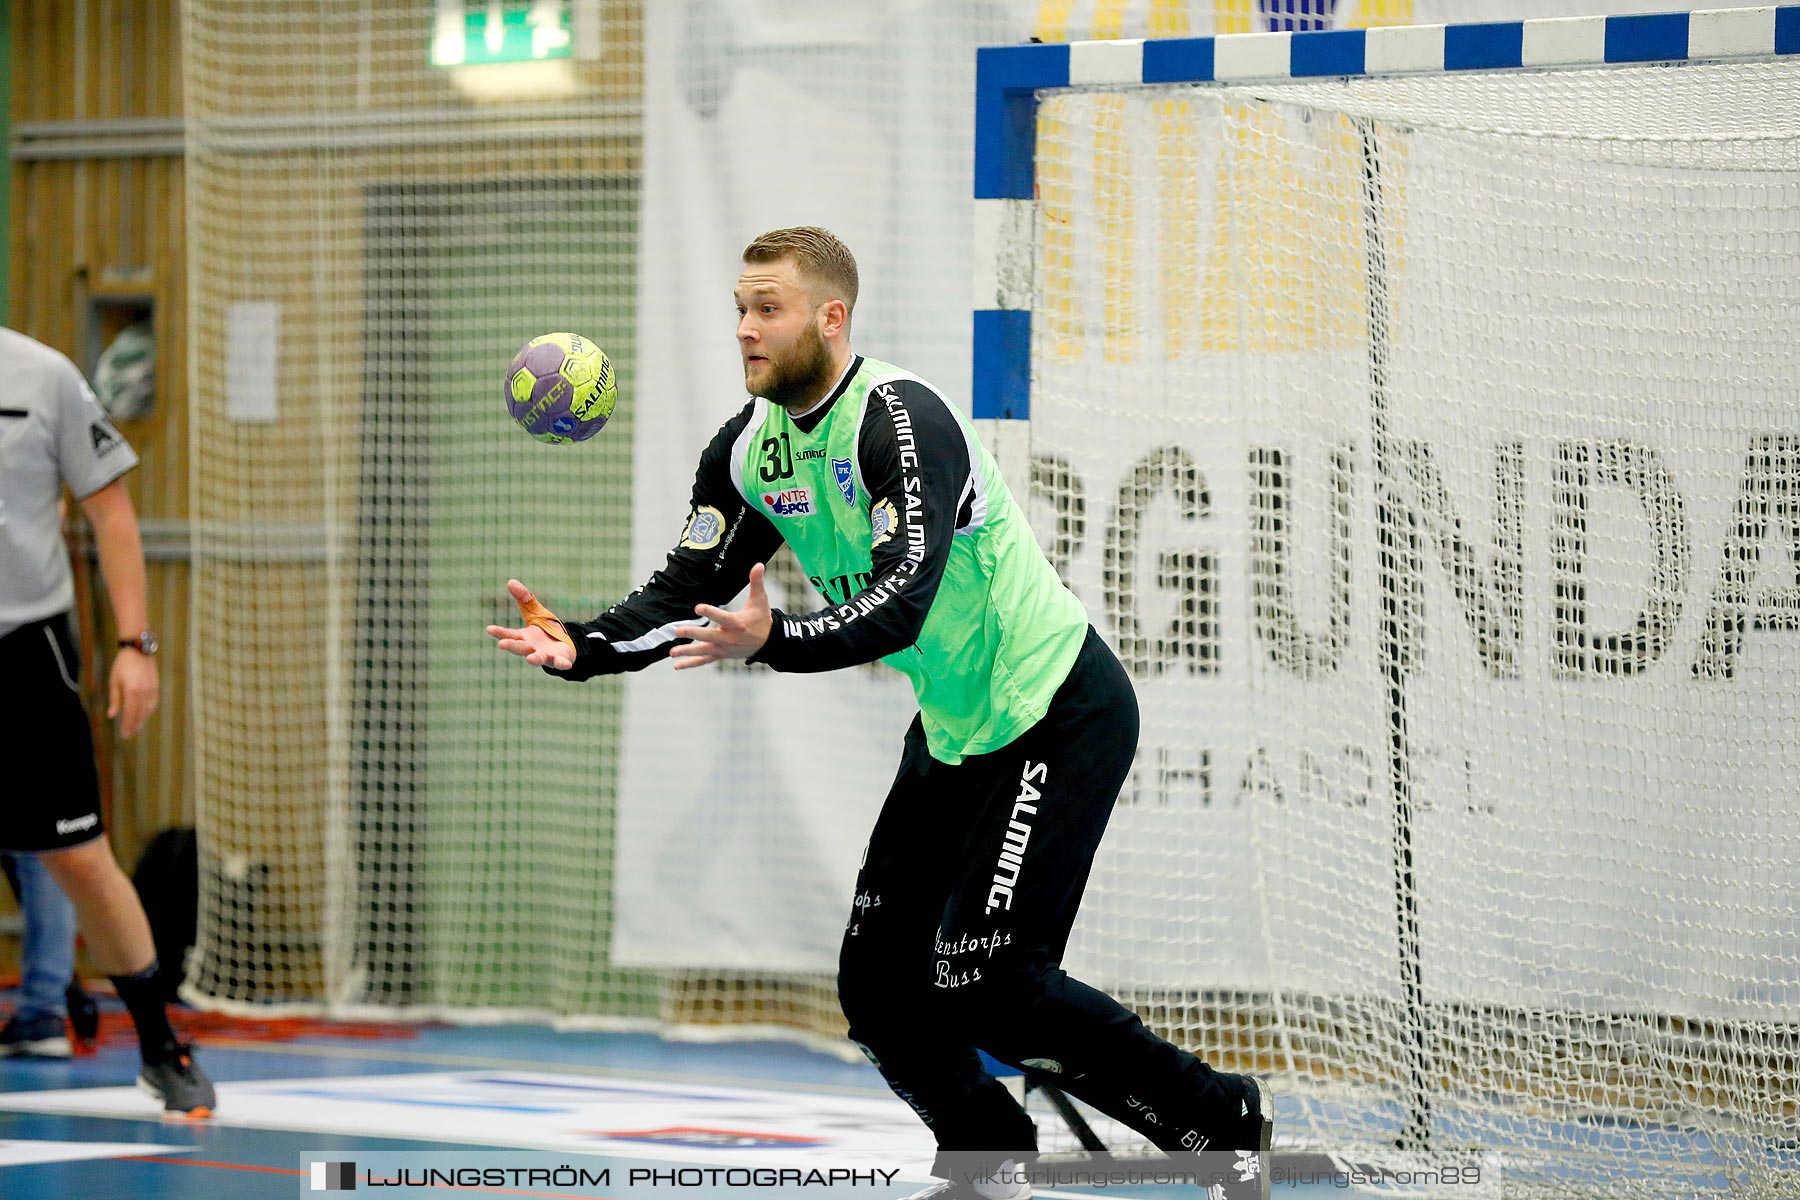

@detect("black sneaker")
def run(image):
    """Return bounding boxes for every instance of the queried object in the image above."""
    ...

[1238,1073,1274,1151]
[0,1012,72,1058]
[137,1044,216,1118]
[1218,1073,1272,1200]
[66,981,99,1051]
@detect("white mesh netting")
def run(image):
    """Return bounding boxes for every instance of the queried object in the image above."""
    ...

[1027,58,1799,1197]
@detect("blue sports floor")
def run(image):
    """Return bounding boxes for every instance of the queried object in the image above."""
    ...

[4,993,1782,1198]
[0,994,1328,1200]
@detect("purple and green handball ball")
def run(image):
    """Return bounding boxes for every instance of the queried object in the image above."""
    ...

[505,333,617,444]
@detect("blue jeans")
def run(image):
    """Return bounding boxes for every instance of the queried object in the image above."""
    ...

[3,852,78,1022]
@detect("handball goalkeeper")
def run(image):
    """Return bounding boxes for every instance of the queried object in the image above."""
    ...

[488,227,1270,1200]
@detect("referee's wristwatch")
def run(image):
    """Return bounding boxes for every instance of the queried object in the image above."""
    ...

[119,630,159,656]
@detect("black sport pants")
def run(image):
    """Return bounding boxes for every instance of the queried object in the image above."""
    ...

[839,626,1245,1172]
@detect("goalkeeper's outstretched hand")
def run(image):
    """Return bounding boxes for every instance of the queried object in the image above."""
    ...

[487,579,577,670]
[670,562,771,670]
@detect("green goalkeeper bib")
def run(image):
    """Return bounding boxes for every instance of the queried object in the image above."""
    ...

[730,357,1087,764]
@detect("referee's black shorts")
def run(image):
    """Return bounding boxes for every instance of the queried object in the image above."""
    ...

[0,612,107,854]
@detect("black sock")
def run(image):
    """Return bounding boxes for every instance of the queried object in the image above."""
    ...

[110,962,178,1065]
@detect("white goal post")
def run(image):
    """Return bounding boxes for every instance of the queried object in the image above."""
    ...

[973,8,1800,1197]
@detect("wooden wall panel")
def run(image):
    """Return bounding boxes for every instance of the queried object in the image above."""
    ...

[11,0,189,880]
[16,0,183,122]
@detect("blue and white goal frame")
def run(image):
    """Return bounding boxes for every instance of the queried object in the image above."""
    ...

[971,4,1800,424]
[967,6,1800,1155]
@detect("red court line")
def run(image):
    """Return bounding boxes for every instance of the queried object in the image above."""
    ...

[123,1154,620,1198]
[124,1156,300,1176]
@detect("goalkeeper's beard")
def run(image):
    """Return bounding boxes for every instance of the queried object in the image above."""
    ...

[751,321,835,411]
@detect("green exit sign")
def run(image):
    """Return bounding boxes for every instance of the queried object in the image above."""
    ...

[432,1,595,67]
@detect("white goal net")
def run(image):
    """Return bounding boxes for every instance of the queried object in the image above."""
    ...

[1019,47,1800,1200]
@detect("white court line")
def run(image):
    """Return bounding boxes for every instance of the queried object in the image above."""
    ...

[0,1139,191,1167]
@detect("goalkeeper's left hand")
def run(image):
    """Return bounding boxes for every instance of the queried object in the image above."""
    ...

[671,562,771,670]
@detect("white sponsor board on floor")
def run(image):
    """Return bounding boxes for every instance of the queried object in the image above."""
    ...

[0,1072,937,1176]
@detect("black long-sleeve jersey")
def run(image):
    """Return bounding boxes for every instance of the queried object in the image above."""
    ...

[547,356,971,680]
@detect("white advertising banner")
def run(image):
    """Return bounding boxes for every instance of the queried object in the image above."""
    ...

[1029,87,1800,1022]
[617,2,1027,969]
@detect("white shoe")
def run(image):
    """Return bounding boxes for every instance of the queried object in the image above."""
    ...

[898,1160,1031,1200]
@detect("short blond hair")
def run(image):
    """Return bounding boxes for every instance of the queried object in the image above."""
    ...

[743,226,859,317]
